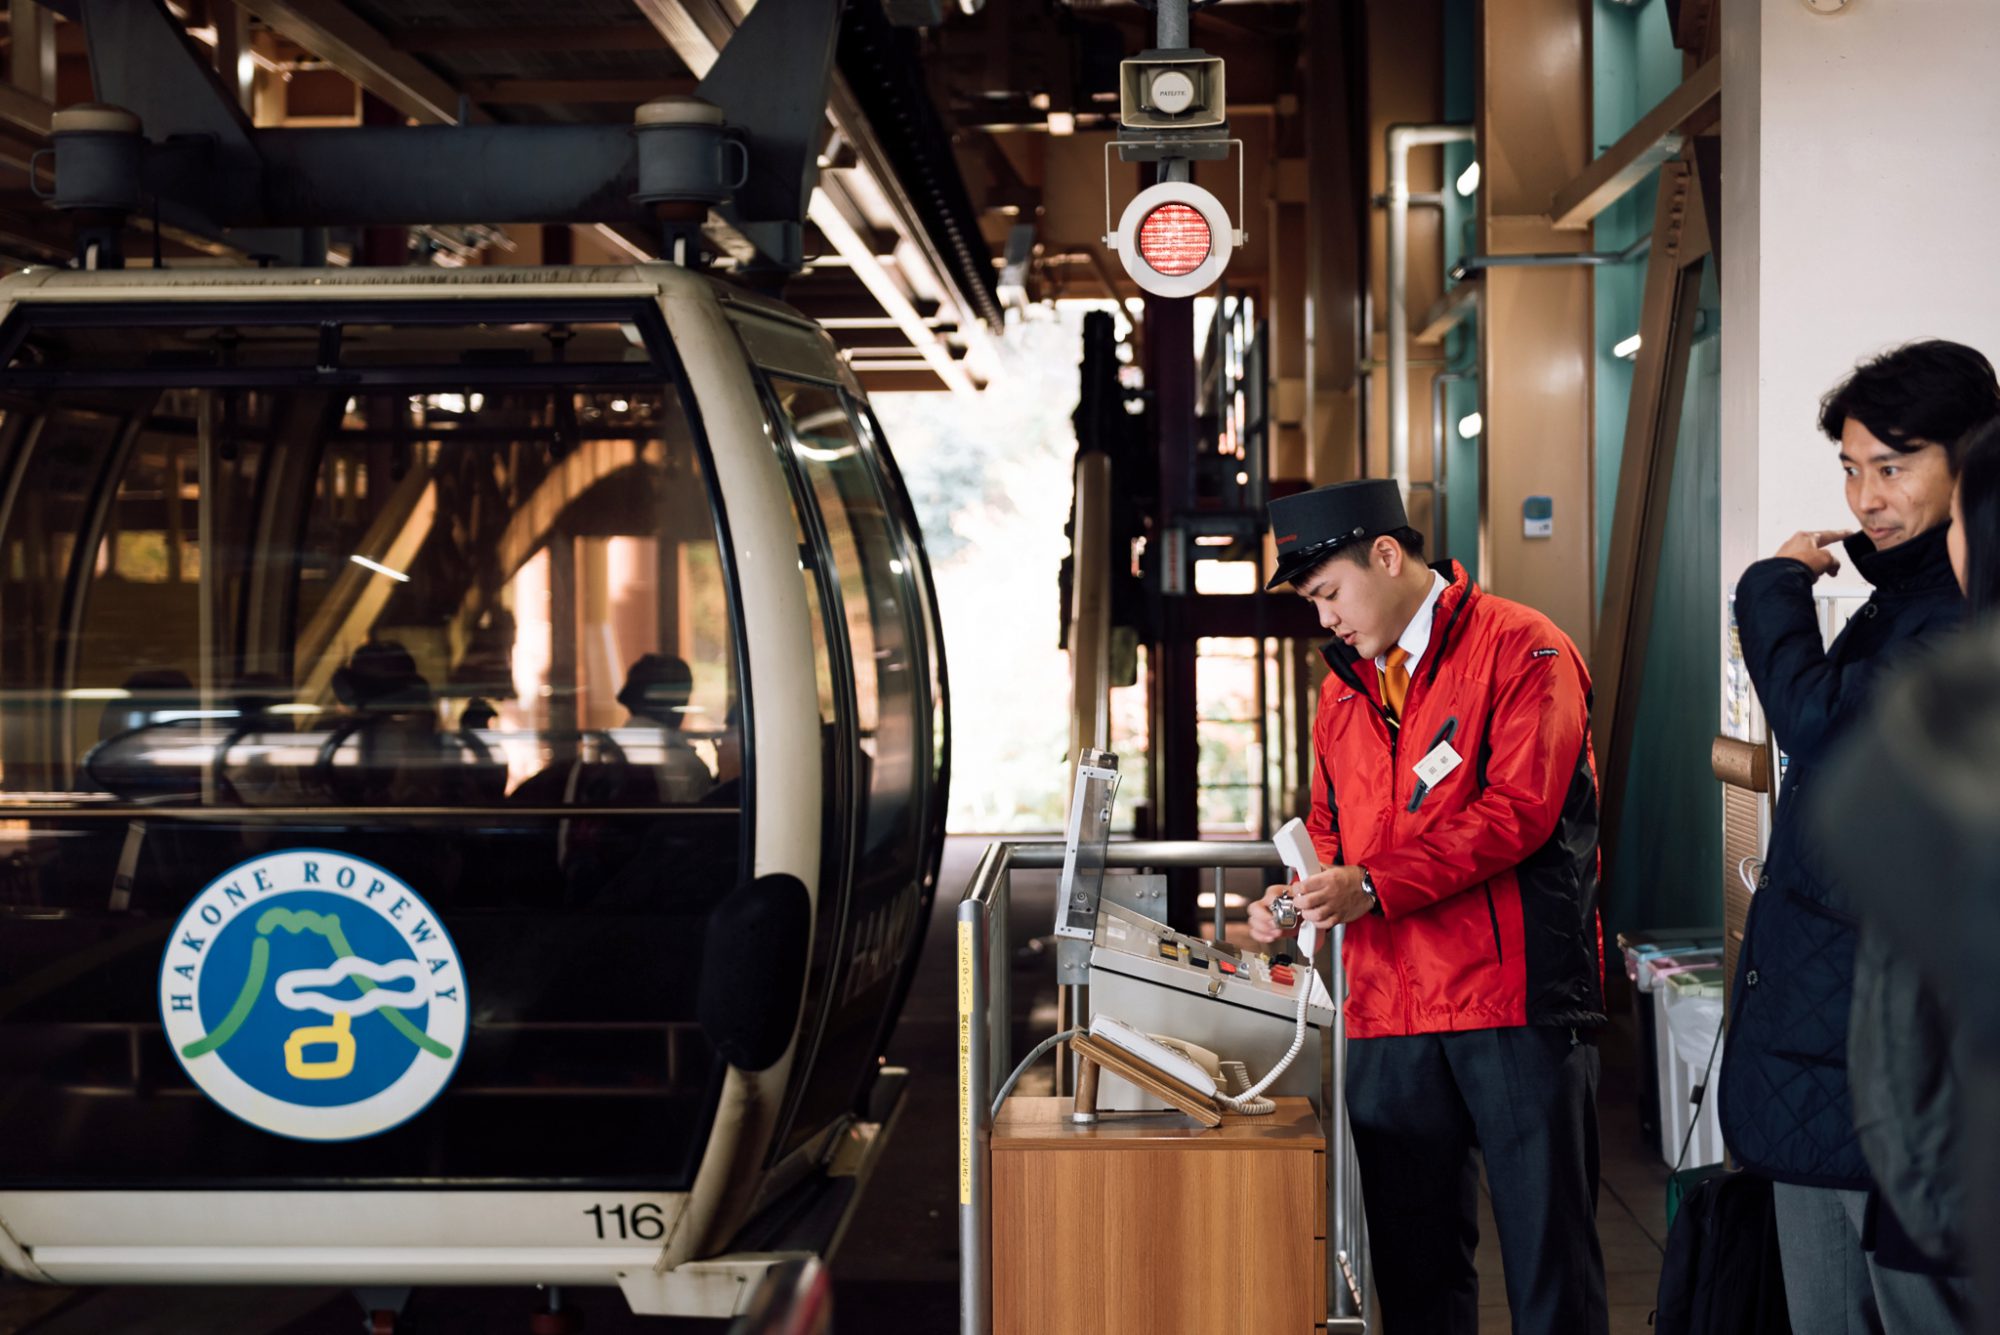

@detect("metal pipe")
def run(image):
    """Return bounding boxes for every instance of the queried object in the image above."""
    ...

[1450,232,1651,280]
[1053,983,1077,1099]
[1212,865,1227,940]
[1429,370,1474,560]
[1006,839,1289,871]
[1385,123,1474,501]
[958,840,1008,1335]
[1156,0,1189,48]
[1328,919,1360,1323]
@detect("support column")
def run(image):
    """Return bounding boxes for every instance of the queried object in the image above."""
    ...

[357,93,410,266]
[1146,292,1200,929]
[1303,0,1363,485]
[1268,137,1309,487]
[1476,0,1595,647]
[1366,0,1446,495]
[7,0,55,103]
[212,0,254,113]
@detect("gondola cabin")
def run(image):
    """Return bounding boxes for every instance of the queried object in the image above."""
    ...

[0,264,947,1317]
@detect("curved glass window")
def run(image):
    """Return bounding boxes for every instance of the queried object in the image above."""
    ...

[761,373,929,1160]
[0,304,741,1187]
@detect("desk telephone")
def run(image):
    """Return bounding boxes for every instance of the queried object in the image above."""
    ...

[1086,819,1326,1117]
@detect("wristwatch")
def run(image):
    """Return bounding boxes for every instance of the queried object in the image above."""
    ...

[1359,869,1382,916]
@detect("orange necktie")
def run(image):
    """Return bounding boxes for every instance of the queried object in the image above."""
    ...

[1382,646,1411,718]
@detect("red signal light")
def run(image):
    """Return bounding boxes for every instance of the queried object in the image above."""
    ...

[1136,203,1211,277]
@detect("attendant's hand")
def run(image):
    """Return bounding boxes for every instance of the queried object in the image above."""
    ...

[1248,885,1287,944]
[1292,865,1377,928]
[1774,529,1853,579]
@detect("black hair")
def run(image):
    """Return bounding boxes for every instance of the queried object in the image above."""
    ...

[619,652,695,728]
[1819,340,2000,465]
[1331,525,1427,567]
[1955,419,2000,619]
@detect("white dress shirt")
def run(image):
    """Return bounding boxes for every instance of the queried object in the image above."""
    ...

[1375,570,1449,675]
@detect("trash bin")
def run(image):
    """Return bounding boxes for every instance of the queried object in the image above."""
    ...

[1655,962,1726,1169]
[1618,930,1722,1154]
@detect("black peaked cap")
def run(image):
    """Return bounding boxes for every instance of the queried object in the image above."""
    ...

[1264,478,1408,591]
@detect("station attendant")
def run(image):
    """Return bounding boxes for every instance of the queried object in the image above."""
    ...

[1251,479,1609,1335]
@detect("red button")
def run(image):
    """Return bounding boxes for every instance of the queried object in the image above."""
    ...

[1270,966,1294,986]
[1218,960,1237,975]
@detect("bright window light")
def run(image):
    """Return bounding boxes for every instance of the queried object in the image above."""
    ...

[1457,412,1484,439]
[349,554,411,582]
[1195,561,1258,595]
[1614,333,1642,359]
[1456,160,1481,196]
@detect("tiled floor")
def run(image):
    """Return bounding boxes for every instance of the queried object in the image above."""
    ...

[1471,1026,1674,1333]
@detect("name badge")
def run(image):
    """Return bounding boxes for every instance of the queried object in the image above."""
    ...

[1414,740,1463,789]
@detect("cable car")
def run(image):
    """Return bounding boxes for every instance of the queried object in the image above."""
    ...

[0,263,948,1318]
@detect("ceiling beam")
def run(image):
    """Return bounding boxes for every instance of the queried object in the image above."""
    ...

[630,0,723,76]
[245,0,485,125]
[851,367,948,393]
[809,186,975,395]
[385,25,669,54]
[1549,59,1719,231]
[637,0,982,388]
[459,78,695,105]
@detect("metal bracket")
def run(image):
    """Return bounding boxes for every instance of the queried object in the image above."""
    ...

[1101,137,1246,248]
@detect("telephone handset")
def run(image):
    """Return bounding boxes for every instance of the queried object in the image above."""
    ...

[1267,818,1324,959]
[1088,1015,1222,1098]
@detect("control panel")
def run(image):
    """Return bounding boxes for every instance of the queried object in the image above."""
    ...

[1091,901,1335,1025]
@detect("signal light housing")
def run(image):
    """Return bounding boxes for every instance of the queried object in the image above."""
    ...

[1112,181,1235,297]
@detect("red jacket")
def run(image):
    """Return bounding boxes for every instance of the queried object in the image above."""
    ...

[1308,562,1605,1039]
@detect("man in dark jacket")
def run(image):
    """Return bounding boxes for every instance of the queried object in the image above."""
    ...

[1720,340,1998,1333]
[1251,478,1608,1335]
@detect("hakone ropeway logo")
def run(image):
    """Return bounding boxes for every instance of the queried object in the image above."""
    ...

[159,849,468,1141]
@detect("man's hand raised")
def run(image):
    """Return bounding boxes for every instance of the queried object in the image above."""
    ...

[1774,529,1854,579]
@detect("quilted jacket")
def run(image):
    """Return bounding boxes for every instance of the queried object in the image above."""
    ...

[1719,525,1962,1188]
[1308,561,1606,1039]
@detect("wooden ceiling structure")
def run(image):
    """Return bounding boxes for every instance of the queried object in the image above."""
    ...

[0,0,1307,393]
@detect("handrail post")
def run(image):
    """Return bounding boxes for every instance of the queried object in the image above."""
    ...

[958,866,995,1334]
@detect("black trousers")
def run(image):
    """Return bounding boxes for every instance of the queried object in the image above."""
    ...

[1347,1025,1609,1335]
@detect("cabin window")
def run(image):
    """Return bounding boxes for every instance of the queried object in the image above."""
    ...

[0,303,742,1187]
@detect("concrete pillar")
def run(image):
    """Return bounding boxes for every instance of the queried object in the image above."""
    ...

[1720,0,2000,590]
[1476,0,1595,647]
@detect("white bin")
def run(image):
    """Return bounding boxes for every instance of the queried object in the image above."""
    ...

[1650,964,1726,1169]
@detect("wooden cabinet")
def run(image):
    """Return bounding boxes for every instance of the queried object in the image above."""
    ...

[991,1096,1326,1335]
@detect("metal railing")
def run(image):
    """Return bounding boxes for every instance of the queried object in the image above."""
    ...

[957,838,1366,1335]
